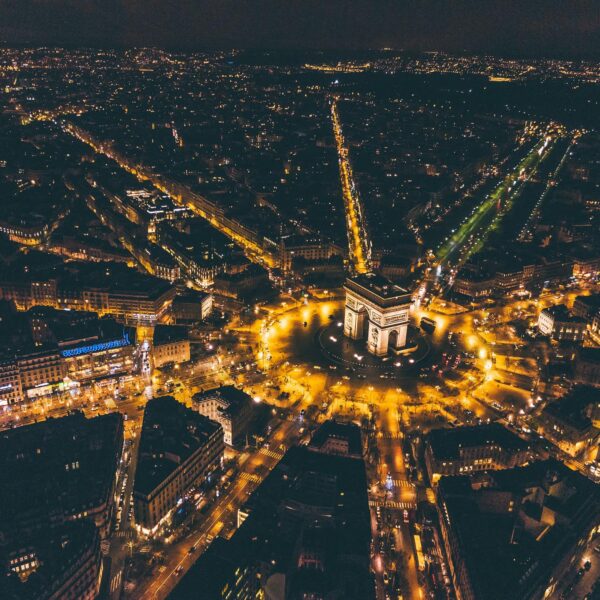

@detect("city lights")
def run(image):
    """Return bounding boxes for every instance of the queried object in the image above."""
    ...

[0,42,597,600]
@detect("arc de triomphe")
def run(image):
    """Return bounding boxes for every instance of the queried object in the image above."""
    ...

[344,273,413,357]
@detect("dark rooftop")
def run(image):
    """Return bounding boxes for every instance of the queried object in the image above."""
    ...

[0,255,173,299]
[0,412,123,543]
[308,419,364,458]
[134,396,222,496]
[170,422,373,600]
[0,520,100,600]
[577,346,600,363]
[153,324,189,345]
[542,304,586,323]
[542,385,600,432]
[192,385,253,418]
[438,459,600,600]
[426,423,530,461]
[172,291,210,305]
[575,293,600,309]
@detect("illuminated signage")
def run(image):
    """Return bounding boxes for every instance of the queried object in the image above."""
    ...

[61,333,131,358]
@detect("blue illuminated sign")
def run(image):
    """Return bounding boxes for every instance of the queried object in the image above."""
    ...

[61,333,131,358]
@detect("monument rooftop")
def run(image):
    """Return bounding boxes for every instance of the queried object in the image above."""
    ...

[345,272,411,308]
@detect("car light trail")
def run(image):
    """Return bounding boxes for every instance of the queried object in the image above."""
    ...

[331,97,371,274]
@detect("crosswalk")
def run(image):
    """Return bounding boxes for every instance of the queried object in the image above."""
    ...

[385,478,415,489]
[113,529,135,540]
[369,499,416,510]
[380,432,403,440]
[110,569,122,594]
[260,448,285,460]
[239,472,262,484]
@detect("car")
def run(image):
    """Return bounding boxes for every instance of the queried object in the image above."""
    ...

[175,566,184,576]
[188,545,197,554]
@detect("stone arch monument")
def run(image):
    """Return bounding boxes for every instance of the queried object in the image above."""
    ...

[344,272,413,357]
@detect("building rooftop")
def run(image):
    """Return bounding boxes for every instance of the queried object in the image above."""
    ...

[577,346,600,363]
[542,385,600,432]
[542,304,586,323]
[438,459,600,600]
[193,385,253,419]
[134,396,222,496]
[0,412,123,543]
[574,293,600,312]
[171,422,373,600]
[281,233,329,248]
[308,419,364,458]
[345,272,411,308]
[172,291,211,305]
[0,255,174,300]
[426,423,530,461]
[52,315,134,353]
[0,520,100,600]
[153,324,189,346]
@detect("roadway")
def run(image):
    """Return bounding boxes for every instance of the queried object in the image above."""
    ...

[375,403,421,600]
[129,417,302,599]
[331,97,371,274]
[4,287,597,600]
[62,123,277,269]
[435,134,556,270]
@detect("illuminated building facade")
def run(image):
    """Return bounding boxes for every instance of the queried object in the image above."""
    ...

[60,329,136,385]
[0,350,67,406]
[0,220,49,246]
[0,315,137,406]
[193,385,256,447]
[538,304,587,342]
[152,326,190,368]
[0,359,23,406]
[344,272,412,356]
[17,349,68,401]
[279,234,343,273]
[171,291,213,323]
[0,262,176,326]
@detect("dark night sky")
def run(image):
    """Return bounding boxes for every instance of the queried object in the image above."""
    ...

[0,1,599,56]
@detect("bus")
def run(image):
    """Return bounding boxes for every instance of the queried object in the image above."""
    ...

[413,534,426,572]
[420,317,436,334]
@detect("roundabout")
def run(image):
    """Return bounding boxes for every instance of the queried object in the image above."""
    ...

[317,314,432,376]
